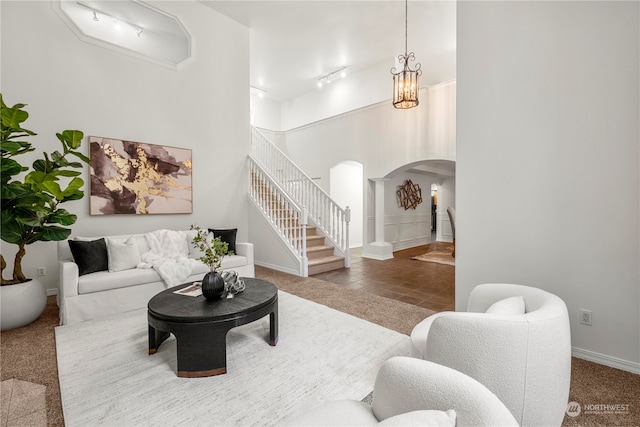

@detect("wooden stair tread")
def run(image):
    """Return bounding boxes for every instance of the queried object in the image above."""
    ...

[308,255,344,266]
[306,245,333,253]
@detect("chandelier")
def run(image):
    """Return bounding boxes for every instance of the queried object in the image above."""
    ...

[391,0,422,109]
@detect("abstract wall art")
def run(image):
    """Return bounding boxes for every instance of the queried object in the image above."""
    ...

[396,179,423,210]
[89,136,192,215]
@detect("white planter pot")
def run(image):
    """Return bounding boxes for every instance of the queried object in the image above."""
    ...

[0,279,47,331]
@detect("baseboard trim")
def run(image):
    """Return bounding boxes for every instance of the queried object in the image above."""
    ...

[361,252,394,261]
[572,347,640,374]
[46,288,58,296]
[254,261,301,277]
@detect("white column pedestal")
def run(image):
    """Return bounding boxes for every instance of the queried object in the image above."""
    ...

[362,178,394,260]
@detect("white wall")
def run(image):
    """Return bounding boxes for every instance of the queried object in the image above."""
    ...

[281,60,393,131]
[330,161,363,248]
[283,82,455,188]
[282,82,456,251]
[248,204,300,275]
[457,1,639,371]
[1,1,250,294]
[251,93,281,131]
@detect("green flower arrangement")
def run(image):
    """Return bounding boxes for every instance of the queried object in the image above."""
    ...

[190,225,233,273]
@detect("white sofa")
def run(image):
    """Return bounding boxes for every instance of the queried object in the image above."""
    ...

[57,231,254,325]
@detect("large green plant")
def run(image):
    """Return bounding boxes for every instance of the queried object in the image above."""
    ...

[1,94,89,285]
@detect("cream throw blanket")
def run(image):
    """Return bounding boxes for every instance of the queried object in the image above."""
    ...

[138,229,200,288]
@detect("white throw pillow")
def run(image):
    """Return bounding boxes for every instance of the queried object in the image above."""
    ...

[185,229,211,261]
[106,238,141,272]
[378,410,456,426]
[485,295,526,315]
[127,235,150,257]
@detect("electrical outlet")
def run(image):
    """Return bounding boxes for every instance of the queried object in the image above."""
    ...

[580,309,592,326]
[37,267,46,276]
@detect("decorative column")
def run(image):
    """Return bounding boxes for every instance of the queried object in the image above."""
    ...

[362,178,394,260]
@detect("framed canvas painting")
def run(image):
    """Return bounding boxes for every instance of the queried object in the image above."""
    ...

[89,136,193,215]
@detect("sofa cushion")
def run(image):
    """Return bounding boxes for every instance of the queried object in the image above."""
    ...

[68,238,109,276]
[220,254,248,270]
[128,235,150,256]
[191,262,210,275]
[78,268,163,294]
[106,238,142,272]
[209,228,237,254]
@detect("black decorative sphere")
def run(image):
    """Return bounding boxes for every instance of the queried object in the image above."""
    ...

[202,271,225,300]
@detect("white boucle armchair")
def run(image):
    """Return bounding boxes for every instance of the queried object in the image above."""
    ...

[410,283,571,427]
[287,356,518,426]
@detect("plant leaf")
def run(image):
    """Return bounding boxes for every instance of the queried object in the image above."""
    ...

[47,209,77,226]
[57,130,84,149]
[0,158,27,180]
[1,104,29,129]
[69,150,90,163]
[39,226,72,242]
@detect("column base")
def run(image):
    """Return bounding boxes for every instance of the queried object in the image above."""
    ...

[362,242,394,260]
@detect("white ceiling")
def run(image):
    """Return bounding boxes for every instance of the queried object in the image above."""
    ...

[200,1,457,103]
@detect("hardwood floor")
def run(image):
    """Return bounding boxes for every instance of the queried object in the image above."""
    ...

[312,242,455,312]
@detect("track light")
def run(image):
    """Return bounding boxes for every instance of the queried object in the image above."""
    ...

[317,67,347,89]
[80,2,145,38]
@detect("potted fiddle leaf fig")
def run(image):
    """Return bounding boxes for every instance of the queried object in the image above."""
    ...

[0,94,89,330]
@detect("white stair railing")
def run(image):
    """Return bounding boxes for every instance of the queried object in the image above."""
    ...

[248,158,309,277]
[250,126,350,267]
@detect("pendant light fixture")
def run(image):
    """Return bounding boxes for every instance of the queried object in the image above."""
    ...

[391,0,422,109]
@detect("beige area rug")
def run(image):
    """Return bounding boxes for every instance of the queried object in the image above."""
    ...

[412,250,455,266]
[55,290,412,426]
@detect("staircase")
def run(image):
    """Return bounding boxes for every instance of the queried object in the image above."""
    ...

[305,226,346,275]
[249,126,350,277]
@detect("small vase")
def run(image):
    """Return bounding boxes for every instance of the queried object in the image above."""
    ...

[202,271,225,300]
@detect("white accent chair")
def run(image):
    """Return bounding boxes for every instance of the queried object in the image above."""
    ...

[411,283,571,427]
[287,356,518,427]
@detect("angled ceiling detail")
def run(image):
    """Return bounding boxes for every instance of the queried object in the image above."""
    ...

[54,0,191,68]
[201,1,456,103]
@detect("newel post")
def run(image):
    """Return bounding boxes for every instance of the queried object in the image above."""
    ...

[344,206,351,268]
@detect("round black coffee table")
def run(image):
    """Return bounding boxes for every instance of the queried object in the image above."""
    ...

[147,277,278,378]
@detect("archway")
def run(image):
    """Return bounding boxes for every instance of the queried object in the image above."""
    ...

[383,159,455,247]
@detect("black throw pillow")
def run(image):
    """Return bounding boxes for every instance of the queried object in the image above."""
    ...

[68,238,109,276]
[209,228,237,254]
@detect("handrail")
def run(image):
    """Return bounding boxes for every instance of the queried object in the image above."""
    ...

[248,158,308,276]
[250,126,350,267]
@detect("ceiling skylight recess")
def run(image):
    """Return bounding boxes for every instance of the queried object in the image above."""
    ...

[53,0,191,69]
